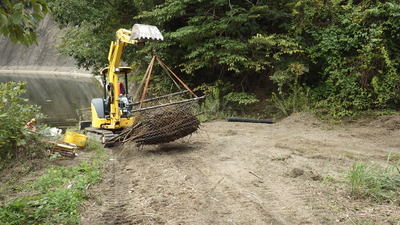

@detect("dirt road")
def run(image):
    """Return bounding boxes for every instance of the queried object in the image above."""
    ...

[80,113,400,224]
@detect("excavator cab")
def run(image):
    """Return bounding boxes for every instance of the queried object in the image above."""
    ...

[90,67,134,129]
[100,67,133,117]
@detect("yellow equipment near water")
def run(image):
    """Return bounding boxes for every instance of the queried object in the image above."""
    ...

[64,131,87,147]
[82,24,164,145]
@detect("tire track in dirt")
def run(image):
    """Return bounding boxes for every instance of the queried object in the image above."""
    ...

[107,124,325,224]
[245,162,328,224]
[99,160,134,225]
[81,114,400,224]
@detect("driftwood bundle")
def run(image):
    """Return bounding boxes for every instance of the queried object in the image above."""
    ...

[121,101,200,145]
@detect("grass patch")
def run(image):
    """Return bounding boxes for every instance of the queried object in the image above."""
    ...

[0,140,106,225]
[86,138,107,160]
[348,159,400,205]
[387,151,400,163]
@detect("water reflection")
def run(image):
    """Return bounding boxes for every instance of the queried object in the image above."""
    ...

[0,73,102,126]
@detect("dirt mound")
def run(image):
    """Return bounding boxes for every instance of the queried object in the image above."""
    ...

[277,112,322,127]
[368,114,400,130]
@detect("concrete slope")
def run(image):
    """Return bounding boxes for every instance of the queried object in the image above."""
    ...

[0,14,88,75]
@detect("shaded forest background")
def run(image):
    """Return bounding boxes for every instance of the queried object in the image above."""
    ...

[2,0,400,120]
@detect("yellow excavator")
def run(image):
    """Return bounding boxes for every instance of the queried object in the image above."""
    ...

[82,24,163,144]
[82,24,202,146]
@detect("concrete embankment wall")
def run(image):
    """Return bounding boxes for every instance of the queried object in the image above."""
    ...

[0,15,102,126]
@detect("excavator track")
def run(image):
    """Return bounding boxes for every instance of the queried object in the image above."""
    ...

[85,127,119,147]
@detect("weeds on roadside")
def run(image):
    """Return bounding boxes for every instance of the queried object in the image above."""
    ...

[0,82,44,160]
[86,139,107,160]
[348,157,400,205]
[0,160,103,225]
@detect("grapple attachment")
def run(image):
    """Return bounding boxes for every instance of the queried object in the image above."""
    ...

[130,24,164,41]
[121,100,201,146]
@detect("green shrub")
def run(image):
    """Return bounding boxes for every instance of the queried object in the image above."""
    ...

[195,80,259,120]
[268,62,310,117]
[223,91,259,115]
[195,80,232,121]
[0,82,42,160]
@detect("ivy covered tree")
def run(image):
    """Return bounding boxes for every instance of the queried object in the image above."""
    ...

[293,1,400,118]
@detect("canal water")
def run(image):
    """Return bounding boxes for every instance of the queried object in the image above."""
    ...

[0,73,102,126]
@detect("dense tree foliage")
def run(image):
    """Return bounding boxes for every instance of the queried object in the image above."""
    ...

[49,0,400,119]
[0,0,49,45]
[48,0,163,70]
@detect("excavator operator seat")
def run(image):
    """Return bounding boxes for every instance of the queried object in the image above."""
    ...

[118,82,126,96]
[91,98,106,118]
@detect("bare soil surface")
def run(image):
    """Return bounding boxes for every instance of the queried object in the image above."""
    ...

[80,113,400,225]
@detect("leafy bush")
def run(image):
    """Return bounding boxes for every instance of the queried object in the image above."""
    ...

[195,80,259,120]
[224,91,258,114]
[195,80,232,121]
[0,82,42,160]
[268,62,310,117]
